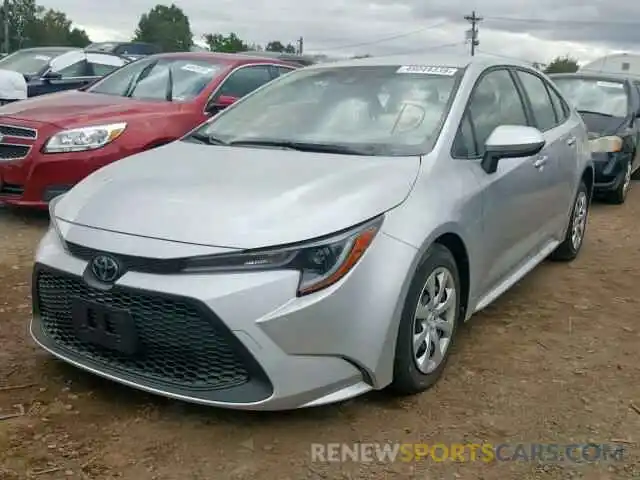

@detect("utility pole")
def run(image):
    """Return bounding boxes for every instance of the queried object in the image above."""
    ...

[464,11,482,56]
[296,36,303,55]
[2,0,9,54]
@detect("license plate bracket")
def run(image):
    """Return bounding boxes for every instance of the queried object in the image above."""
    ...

[71,298,138,355]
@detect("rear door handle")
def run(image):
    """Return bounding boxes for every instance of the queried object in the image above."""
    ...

[533,156,547,169]
[567,136,576,146]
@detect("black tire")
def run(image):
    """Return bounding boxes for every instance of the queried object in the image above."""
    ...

[389,244,461,395]
[549,181,589,262]
[605,159,631,205]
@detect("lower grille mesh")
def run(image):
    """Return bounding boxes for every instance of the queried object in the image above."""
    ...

[36,271,250,391]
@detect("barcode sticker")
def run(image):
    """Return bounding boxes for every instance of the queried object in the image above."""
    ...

[396,65,458,75]
[596,81,623,89]
[181,64,214,74]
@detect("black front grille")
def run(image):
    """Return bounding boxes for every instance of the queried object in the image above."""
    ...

[0,124,37,138]
[0,144,30,159]
[36,270,253,391]
[0,183,24,196]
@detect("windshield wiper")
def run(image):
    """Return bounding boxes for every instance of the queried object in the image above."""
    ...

[577,109,614,117]
[186,133,229,145]
[227,139,374,155]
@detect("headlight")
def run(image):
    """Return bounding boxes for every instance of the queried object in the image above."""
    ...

[48,194,67,249]
[589,135,622,153]
[44,122,126,153]
[183,216,383,296]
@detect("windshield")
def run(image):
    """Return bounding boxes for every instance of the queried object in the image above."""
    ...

[87,42,117,52]
[554,78,629,117]
[188,65,461,156]
[87,57,224,101]
[0,50,62,75]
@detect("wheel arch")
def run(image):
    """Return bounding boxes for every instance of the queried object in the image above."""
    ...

[582,164,595,201]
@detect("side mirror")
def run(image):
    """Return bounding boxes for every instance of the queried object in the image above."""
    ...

[212,94,237,109]
[481,125,545,174]
[42,70,62,82]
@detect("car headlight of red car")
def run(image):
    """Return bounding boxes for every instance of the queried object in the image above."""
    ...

[43,122,127,153]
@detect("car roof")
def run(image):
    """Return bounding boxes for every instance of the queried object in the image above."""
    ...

[148,51,298,66]
[549,72,634,83]
[303,52,534,71]
[15,46,79,54]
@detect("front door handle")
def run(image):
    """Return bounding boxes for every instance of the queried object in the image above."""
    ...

[567,136,576,146]
[533,156,547,169]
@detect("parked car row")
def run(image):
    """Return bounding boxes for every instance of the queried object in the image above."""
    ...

[0,46,131,101]
[550,72,640,204]
[0,51,298,206]
[20,52,603,410]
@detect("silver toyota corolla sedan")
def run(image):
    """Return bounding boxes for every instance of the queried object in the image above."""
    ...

[31,53,594,410]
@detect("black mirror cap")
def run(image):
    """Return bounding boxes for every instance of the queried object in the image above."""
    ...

[481,140,546,174]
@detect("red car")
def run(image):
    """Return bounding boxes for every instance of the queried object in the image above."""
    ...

[0,52,298,209]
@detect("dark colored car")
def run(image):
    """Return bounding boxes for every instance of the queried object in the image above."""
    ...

[86,42,162,60]
[239,51,316,67]
[0,52,298,209]
[550,72,640,204]
[0,47,130,98]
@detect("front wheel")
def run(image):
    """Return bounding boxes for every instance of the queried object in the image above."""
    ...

[605,160,631,205]
[389,244,461,395]
[549,181,589,262]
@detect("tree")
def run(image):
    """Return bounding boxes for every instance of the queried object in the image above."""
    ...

[133,4,192,52]
[0,1,91,51]
[67,27,90,47]
[203,32,248,53]
[544,55,579,74]
[0,0,39,51]
[265,40,296,54]
[29,9,89,47]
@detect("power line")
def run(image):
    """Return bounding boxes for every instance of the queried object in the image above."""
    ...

[320,20,447,52]
[464,11,482,56]
[475,49,537,65]
[373,42,466,57]
[484,15,640,26]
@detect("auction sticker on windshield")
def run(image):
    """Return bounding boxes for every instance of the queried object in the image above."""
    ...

[181,64,216,75]
[596,81,623,89]
[396,65,458,75]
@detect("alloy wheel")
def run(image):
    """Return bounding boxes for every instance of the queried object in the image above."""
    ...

[571,191,588,250]
[412,267,457,374]
[622,161,632,196]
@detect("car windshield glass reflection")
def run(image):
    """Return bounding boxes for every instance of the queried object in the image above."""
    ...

[0,50,61,75]
[88,58,223,102]
[554,78,629,117]
[189,65,462,156]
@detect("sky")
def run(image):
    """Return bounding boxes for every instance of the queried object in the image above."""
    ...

[38,0,640,65]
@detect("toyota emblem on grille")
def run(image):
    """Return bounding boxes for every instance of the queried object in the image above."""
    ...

[91,255,120,283]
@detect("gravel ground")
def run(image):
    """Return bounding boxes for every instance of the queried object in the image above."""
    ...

[0,189,639,480]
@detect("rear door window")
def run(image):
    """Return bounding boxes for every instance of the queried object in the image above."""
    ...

[218,65,274,98]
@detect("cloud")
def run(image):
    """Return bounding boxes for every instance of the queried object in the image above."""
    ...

[38,0,639,64]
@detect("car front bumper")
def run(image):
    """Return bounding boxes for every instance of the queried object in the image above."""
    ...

[592,152,631,192]
[30,222,417,410]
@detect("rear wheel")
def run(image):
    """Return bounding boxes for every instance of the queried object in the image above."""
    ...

[389,244,461,395]
[550,181,589,262]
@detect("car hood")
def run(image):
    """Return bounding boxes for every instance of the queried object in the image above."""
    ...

[53,141,420,249]
[0,90,177,127]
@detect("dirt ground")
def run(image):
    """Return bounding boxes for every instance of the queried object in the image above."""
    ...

[0,189,639,480]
